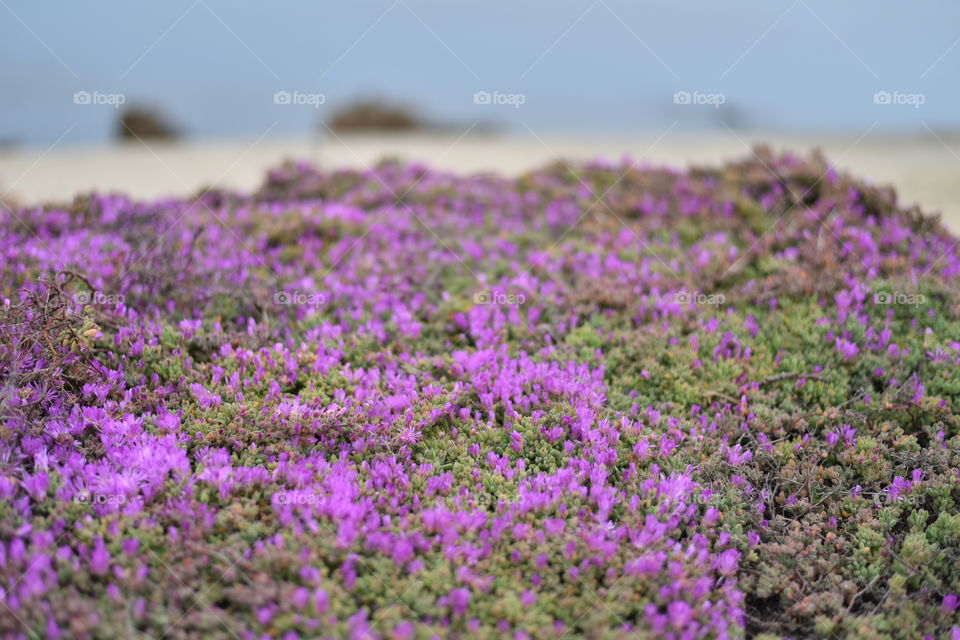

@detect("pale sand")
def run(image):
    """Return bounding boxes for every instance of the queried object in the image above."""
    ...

[2,132,959,231]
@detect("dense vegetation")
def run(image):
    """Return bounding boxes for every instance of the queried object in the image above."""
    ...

[2,149,959,639]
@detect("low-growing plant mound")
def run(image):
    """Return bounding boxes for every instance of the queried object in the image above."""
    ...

[1,149,959,639]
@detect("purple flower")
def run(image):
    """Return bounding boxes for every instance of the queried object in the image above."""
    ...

[714,548,740,576]
[89,538,110,576]
[667,600,693,631]
[448,587,470,616]
[835,337,859,361]
[392,621,415,640]
[943,593,959,614]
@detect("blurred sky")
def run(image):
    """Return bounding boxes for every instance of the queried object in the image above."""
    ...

[2,0,958,144]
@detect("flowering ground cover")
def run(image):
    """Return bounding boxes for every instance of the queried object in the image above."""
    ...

[2,147,960,639]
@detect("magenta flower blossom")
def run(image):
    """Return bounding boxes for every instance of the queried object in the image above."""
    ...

[714,549,740,576]
[943,594,959,614]
[835,337,859,361]
[667,600,694,631]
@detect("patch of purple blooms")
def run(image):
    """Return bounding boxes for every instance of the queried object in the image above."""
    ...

[1,149,959,638]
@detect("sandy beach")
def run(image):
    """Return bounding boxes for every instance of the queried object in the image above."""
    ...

[2,131,959,231]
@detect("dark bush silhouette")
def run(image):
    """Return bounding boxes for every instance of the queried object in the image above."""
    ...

[116,106,179,141]
[326,98,427,132]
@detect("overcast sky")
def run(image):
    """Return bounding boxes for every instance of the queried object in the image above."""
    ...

[2,0,958,144]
